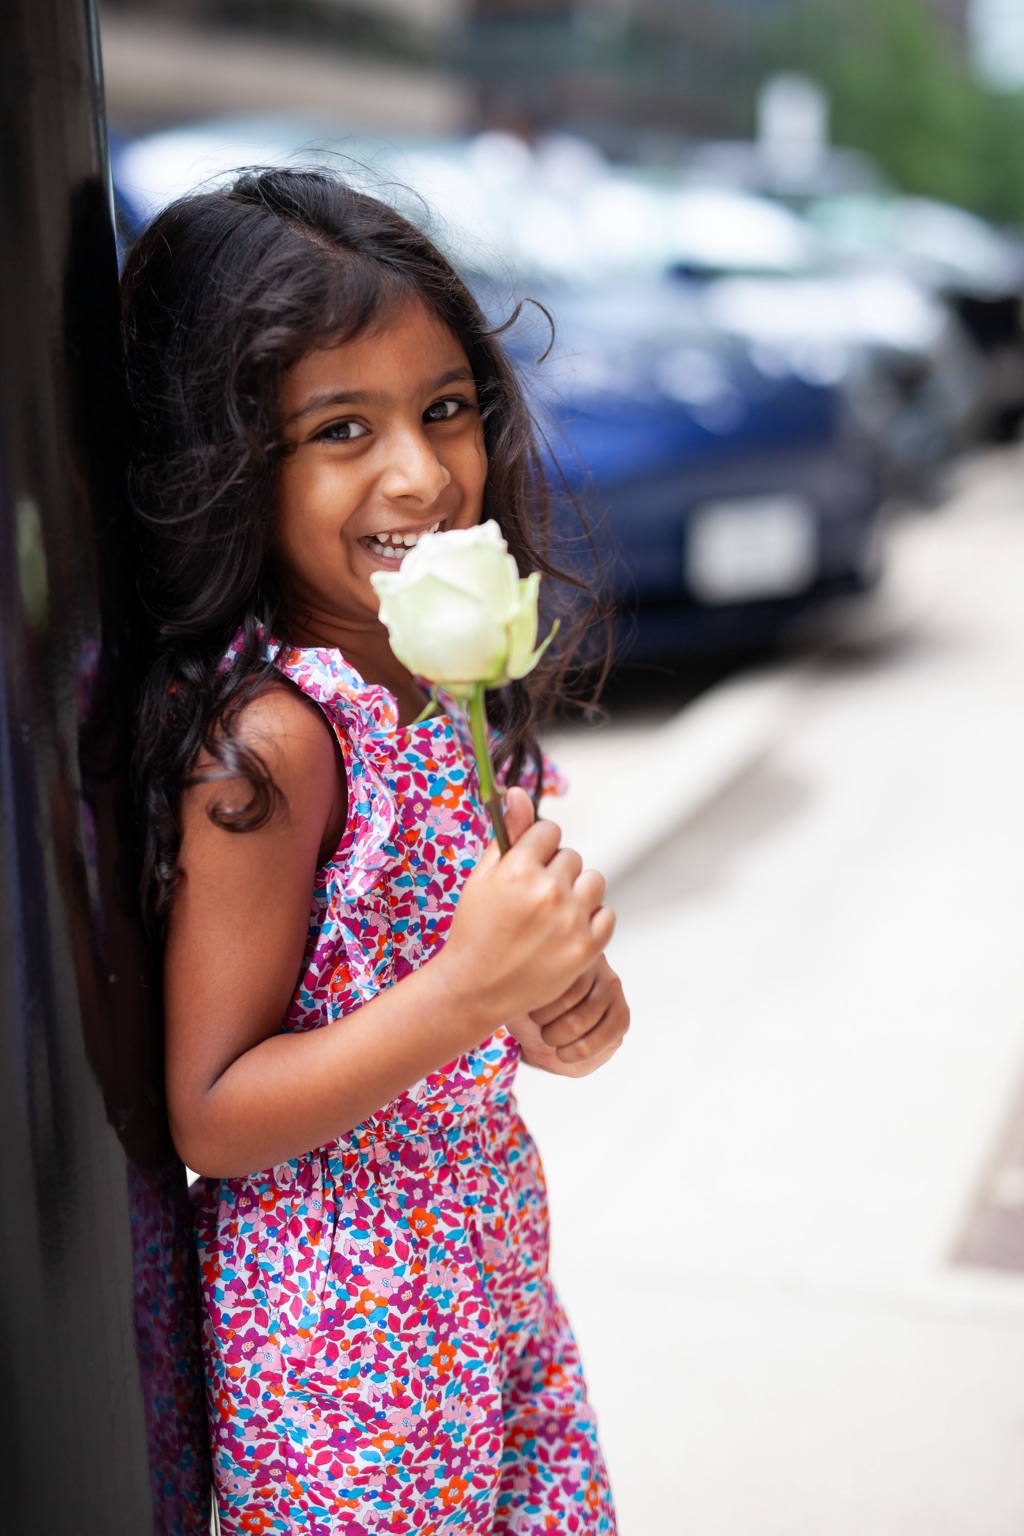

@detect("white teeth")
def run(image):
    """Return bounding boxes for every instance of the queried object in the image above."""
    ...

[365,522,440,558]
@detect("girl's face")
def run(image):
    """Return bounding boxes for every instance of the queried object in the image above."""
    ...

[274,299,487,641]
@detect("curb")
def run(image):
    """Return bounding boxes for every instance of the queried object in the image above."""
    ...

[541,658,815,887]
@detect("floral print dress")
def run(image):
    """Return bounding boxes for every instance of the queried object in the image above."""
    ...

[193,643,615,1534]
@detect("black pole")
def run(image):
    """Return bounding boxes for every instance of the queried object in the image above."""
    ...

[0,3,209,1530]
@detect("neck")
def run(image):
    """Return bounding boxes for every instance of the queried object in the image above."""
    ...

[287,608,428,724]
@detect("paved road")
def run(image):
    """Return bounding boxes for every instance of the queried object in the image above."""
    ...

[522,445,1024,1535]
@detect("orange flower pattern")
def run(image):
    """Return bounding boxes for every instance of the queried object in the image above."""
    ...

[193,642,614,1532]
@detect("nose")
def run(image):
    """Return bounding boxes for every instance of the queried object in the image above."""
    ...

[378,424,451,506]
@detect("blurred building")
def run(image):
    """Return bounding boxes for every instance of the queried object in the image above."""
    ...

[463,0,976,148]
[100,0,989,146]
[99,0,473,132]
[464,1,785,143]
[103,0,468,49]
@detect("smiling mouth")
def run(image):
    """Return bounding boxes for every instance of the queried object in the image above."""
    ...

[362,521,442,562]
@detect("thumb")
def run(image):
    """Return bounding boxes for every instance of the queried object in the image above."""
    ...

[503,785,536,846]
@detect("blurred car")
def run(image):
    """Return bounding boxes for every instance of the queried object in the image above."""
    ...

[510,277,882,658]
[111,119,885,658]
[698,263,986,500]
[808,193,1024,441]
[626,175,991,497]
[682,138,1024,445]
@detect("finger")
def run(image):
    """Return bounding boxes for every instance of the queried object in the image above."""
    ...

[547,846,584,887]
[554,1038,624,1078]
[532,974,594,1031]
[507,817,562,865]
[554,1000,629,1063]
[474,832,504,874]
[589,905,616,949]
[530,968,595,1027]
[574,869,607,916]
[540,984,604,1048]
[502,786,535,846]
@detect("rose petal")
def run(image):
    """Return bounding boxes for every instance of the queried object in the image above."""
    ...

[505,573,541,679]
[398,522,518,616]
[374,570,507,685]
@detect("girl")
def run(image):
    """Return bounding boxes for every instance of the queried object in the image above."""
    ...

[122,167,628,1535]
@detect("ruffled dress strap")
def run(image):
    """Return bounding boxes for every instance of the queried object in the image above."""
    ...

[271,642,403,904]
[221,629,405,980]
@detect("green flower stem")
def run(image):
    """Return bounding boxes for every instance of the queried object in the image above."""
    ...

[409,690,440,727]
[468,682,510,855]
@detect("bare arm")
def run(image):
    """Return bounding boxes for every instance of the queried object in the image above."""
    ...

[164,688,613,1177]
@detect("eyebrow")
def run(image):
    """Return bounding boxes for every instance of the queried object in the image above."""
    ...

[288,367,477,422]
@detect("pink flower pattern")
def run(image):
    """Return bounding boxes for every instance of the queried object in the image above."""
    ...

[193,642,615,1533]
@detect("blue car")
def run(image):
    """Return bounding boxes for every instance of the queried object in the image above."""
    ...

[511,278,883,658]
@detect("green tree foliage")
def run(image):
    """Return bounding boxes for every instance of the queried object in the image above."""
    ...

[777,0,1024,223]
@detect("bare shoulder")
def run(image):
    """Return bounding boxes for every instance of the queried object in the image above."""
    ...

[228,678,335,778]
[188,678,340,831]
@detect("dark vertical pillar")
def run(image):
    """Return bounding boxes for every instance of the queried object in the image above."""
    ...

[0,3,210,1531]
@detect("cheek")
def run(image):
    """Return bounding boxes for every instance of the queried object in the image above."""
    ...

[464,433,488,508]
[275,459,357,545]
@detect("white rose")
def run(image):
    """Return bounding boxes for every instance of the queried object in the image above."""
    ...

[370,521,550,697]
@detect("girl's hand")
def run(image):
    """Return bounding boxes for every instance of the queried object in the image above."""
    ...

[510,953,629,1078]
[437,787,615,1029]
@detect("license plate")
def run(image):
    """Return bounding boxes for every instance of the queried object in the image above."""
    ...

[687,495,817,604]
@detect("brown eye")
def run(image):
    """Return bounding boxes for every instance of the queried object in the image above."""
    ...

[317,419,369,442]
[423,397,466,423]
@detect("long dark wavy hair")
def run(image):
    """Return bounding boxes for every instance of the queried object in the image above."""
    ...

[121,166,605,929]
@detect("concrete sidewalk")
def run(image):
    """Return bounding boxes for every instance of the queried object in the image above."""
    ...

[528,448,1024,1534]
